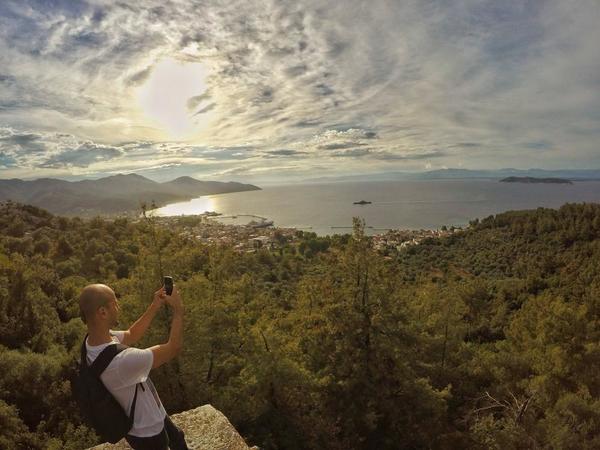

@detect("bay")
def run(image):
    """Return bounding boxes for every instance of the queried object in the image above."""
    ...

[153,180,600,235]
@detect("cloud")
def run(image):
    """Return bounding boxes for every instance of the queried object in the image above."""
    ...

[40,142,123,168]
[331,148,372,158]
[452,142,480,148]
[0,0,599,182]
[105,162,182,175]
[319,142,367,150]
[201,146,256,161]
[375,150,447,161]
[0,151,17,167]
[210,164,304,177]
[314,84,334,96]
[192,102,216,116]
[126,65,154,86]
[331,148,446,161]
[0,130,47,153]
[187,92,212,110]
[294,120,322,128]
[522,140,554,150]
[264,149,308,157]
[310,128,379,153]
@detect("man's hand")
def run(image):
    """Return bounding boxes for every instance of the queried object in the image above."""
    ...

[165,286,183,313]
[153,287,166,307]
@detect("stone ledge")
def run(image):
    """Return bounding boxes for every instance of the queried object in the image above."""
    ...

[89,404,258,450]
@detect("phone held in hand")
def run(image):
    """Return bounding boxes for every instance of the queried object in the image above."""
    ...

[164,276,173,295]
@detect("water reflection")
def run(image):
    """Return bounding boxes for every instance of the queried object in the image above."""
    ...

[148,180,600,236]
[153,196,216,216]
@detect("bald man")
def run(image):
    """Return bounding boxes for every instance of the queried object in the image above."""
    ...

[79,283,188,450]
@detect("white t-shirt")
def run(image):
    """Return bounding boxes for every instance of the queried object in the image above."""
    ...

[86,330,167,437]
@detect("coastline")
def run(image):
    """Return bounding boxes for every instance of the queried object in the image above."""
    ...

[148,213,461,254]
[149,180,600,235]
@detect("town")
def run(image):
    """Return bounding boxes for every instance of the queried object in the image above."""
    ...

[149,214,461,254]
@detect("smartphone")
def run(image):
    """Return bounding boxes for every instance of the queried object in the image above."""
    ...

[164,276,173,295]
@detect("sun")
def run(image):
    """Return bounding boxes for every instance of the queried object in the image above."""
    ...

[137,58,208,139]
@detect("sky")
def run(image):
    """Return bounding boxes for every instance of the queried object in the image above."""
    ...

[0,0,599,184]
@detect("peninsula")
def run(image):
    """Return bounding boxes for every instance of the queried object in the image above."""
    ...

[0,174,261,216]
[499,176,573,184]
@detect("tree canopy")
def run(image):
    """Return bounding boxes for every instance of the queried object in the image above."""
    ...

[1,201,599,449]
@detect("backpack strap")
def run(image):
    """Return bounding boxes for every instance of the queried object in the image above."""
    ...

[89,343,128,378]
[80,334,128,373]
[128,383,140,426]
[80,334,89,366]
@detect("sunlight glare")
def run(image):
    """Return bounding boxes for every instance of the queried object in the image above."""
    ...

[137,58,208,138]
[152,196,216,216]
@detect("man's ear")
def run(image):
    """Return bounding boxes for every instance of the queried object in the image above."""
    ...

[97,306,108,320]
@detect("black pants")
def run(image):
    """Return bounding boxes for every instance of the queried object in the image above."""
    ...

[125,416,189,450]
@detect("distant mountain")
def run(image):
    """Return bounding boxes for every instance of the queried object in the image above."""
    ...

[416,168,600,180]
[162,176,258,196]
[302,168,600,183]
[500,176,573,184]
[0,174,260,216]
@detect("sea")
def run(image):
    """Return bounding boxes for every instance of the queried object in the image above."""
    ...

[153,179,600,236]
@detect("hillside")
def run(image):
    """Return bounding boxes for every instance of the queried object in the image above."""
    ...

[0,201,599,449]
[0,174,260,216]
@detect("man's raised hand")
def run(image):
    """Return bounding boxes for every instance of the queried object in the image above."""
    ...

[153,286,166,307]
[165,286,183,313]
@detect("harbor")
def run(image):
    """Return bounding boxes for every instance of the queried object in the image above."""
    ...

[212,213,274,228]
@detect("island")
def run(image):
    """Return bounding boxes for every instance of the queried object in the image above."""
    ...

[499,176,573,184]
[353,200,372,205]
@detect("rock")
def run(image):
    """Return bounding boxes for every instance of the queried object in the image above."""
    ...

[88,404,258,450]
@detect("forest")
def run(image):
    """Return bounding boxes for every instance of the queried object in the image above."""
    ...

[0,200,599,449]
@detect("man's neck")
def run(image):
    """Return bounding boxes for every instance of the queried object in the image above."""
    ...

[87,327,113,346]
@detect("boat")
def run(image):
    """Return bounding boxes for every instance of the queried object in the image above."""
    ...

[248,219,274,228]
[353,200,372,205]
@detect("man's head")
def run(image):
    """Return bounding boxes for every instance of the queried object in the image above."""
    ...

[79,284,120,328]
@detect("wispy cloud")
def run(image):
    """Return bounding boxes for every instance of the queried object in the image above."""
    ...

[264,149,309,158]
[39,142,123,168]
[0,0,598,182]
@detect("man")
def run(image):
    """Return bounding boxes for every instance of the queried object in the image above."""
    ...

[79,283,188,450]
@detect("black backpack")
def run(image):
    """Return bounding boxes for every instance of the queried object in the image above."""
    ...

[73,335,140,444]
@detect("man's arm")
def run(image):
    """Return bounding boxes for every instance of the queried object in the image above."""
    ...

[149,287,184,369]
[121,288,165,346]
